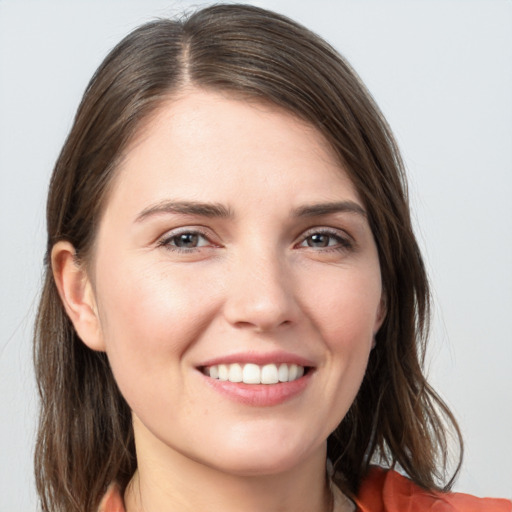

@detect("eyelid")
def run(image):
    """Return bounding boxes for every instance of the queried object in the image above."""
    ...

[295,226,355,250]
[154,225,355,253]
[300,226,353,240]
[157,226,219,251]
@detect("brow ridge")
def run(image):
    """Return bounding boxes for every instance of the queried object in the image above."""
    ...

[135,199,366,223]
[135,200,233,222]
[293,201,367,218]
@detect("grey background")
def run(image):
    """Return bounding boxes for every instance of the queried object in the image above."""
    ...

[1,0,511,509]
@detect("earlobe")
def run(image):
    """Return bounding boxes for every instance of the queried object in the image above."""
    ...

[51,241,106,352]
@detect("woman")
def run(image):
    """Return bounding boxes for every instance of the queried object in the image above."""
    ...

[34,4,511,512]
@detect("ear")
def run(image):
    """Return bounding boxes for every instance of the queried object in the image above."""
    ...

[51,241,106,352]
[372,294,387,348]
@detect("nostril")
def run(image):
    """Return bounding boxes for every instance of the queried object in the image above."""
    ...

[230,317,294,333]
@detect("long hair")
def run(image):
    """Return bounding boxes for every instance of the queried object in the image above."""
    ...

[34,4,462,511]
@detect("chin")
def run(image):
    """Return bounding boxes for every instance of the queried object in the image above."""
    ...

[195,434,326,478]
[205,451,308,478]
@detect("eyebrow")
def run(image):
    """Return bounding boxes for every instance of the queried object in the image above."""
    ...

[293,201,367,218]
[135,199,366,223]
[135,200,233,223]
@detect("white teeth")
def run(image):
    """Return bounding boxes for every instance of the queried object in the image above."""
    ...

[278,363,289,382]
[206,363,306,384]
[261,364,279,384]
[288,364,298,381]
[209,365,219,379]
[243,363,260,384]
[218,364,228,381]
[228,363,243,383]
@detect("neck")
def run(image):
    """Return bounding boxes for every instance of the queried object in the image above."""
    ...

[124,418,334,512]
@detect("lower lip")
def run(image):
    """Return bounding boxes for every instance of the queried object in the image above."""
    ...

[201,372,312,407]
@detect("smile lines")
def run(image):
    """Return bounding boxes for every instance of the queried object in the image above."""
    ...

[202,363,306,384]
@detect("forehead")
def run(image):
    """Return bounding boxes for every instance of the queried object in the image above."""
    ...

[107,88,360,215]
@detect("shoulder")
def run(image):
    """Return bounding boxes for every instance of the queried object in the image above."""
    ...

[96,470,512,512]
[354,466,512,512]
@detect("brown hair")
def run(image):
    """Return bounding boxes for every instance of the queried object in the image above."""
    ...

[34,4,462,511]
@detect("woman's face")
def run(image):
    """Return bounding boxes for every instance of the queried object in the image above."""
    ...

[86,89,384,476]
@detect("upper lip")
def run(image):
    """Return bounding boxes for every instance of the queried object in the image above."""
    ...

[197,351,315,368]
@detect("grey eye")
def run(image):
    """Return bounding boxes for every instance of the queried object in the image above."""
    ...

[306,233,332,248]
[161,231,211,251]
[173,233,201,248]
[299,230,353,252]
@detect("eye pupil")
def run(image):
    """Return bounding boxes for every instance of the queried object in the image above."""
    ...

[175,233,199,248]
[308,234,330,247]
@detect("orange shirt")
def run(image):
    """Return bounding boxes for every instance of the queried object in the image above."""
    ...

[354,467,511,511]
[98,467,512,512]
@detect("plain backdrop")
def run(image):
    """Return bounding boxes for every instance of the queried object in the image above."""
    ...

[1,0,511,509]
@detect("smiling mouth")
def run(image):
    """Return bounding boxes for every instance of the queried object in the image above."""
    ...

[201,363,309,384]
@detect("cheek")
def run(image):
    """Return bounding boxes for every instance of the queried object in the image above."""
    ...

[301,264,382,405]
[303,265,382,347]
[93,259,221,385]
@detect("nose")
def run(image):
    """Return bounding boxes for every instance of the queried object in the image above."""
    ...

[222,248,299,332]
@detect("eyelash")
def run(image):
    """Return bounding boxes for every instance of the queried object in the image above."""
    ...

[157,228,354,253]
[157,228,214,253]
[297,229,354,252]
